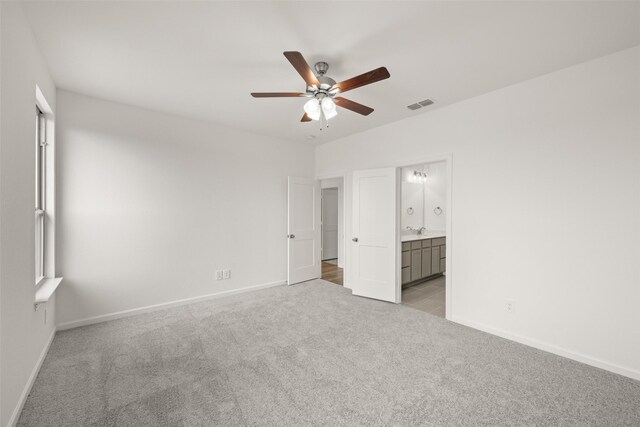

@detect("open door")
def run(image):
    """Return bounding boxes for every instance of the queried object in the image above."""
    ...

[351,168,399,303]
[287,177,321,285]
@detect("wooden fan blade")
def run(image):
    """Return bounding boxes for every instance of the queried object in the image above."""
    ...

[332,67,390,93]
[334,97,374,116]
[251,92,306,98]
[283,51,320,87]
[301,113,312,122]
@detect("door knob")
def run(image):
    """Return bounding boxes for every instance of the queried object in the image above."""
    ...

[288,234,296,239]
[352,237,358,242]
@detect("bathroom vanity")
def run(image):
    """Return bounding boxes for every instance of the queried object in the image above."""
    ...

[401,233,446,286]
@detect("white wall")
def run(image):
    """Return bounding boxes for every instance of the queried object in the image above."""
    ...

[55,91,314,327]
[0,3,58,425]
[316,46,640,379]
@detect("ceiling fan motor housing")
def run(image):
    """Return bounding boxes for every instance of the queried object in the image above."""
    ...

[307,75,337,95]
[318,75,336,90]
[312,61,336,91]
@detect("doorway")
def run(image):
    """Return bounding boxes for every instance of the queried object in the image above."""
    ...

[320,178,344,286]
[399,160,449,318]
[313,157,450,317]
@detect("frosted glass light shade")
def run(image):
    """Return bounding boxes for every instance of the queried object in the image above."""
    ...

[322,97,337,120]
[303,98,321,121]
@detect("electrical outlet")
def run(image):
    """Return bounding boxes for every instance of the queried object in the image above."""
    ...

[215,270,223,280]
[223,269,231,279]
[505,299,515,313]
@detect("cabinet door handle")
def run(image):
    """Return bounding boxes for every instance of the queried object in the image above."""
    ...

[287,234,296,239]
[352,237,358,242]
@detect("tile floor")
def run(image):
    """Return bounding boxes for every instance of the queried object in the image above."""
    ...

[401,275,445,317]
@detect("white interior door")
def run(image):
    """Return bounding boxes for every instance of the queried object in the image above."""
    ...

[352,168,399,303]
[288,177,321,285]
[321,188,339,260]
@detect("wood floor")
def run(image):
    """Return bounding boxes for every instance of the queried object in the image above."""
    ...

[401,275,445,317]
[321,260,343,286]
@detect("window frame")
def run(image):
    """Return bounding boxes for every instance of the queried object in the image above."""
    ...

[35,106,46,285]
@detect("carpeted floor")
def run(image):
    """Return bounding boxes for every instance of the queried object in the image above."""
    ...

[18,280,640,426]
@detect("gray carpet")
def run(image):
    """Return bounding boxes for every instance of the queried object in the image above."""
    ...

[18,280,640,426]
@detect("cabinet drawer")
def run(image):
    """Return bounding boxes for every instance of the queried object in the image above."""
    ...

[411,241,422,250]
[421,247,432,277]
[431,246,441,274]
[402,267,411,284]
[432,237,446,247]
[421,239,432,248]
[401,250,410,268]
[402,242,411,252]
[440,245,446,258]
[411,250,422,281]
[440,258,446,273]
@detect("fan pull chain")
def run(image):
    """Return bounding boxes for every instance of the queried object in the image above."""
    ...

[318,108,330,131]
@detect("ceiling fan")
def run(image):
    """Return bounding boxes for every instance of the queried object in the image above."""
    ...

[251,51,390,128]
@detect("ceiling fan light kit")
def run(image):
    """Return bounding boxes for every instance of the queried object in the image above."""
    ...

[303,97,337,121]
[251,51,390,130]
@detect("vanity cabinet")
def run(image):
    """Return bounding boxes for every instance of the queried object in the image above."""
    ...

[411,249,422,281]
[401,250,410,268]
[421,247,432,277]
[431,246,440,274]
[401,236,446,285]
[401,266,411,284]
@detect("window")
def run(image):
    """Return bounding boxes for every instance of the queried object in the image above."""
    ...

[35,106,46,284]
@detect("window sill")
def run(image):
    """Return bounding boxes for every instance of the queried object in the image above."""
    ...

[35,277,63,310]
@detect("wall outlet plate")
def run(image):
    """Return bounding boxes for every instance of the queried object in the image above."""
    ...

[215,270,223,280]
[223,269,230,279]
[505,299,516,313]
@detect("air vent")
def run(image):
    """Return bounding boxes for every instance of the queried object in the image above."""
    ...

[407,99,434,111]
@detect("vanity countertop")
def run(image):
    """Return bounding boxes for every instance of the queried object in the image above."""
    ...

[401,231,446,242]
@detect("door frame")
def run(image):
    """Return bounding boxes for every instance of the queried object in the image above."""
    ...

[316,173,347,278]
[395,154,453,319]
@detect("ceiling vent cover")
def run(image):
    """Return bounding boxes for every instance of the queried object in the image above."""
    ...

[407,99,434,110]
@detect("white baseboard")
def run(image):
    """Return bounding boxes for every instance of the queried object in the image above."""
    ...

[57,280,286,331]
[451,315,640,381]
[7,327,57,427]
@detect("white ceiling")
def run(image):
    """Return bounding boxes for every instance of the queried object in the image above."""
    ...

[22,1,640,145]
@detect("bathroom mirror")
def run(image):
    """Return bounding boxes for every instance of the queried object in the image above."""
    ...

[401,182,424,230]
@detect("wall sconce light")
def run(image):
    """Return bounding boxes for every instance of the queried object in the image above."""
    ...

[412,171,427,183]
